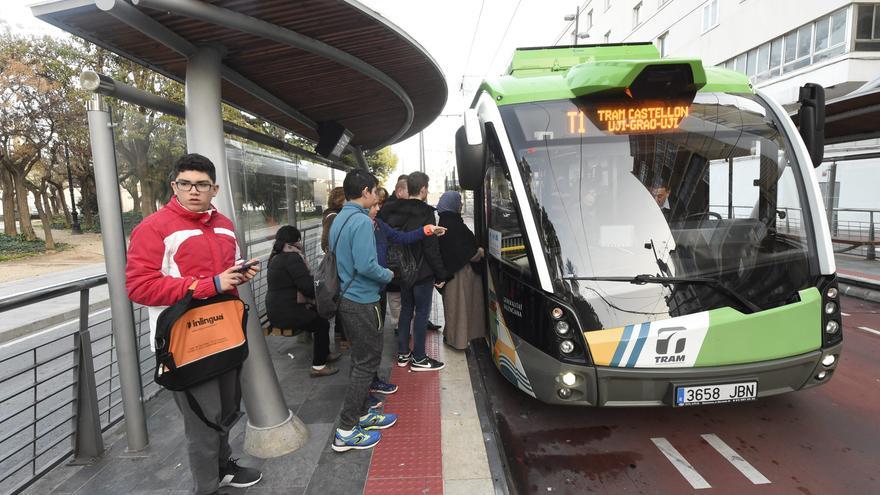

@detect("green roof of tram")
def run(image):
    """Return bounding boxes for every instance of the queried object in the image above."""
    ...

[479,43,753,106]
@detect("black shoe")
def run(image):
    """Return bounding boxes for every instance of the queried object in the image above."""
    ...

[411,356,445,371]
[219,458,262,488]
[426,321,442,331]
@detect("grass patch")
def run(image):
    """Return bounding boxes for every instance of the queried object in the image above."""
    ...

[0,233,70,262]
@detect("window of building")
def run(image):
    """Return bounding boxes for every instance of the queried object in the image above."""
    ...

[702,0,719,32]
[605,0,611,12]
[657,31,668,57]
[659,0,669,6]
[604,30,611,43]
[633,2,642,29]
[586,9,593,29]
[855,4,880,51]
[728,7,850,84]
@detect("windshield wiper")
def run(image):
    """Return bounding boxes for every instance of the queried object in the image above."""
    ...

[562,274,761,313]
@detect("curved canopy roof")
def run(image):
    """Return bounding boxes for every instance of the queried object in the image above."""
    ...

[32,0,447,151]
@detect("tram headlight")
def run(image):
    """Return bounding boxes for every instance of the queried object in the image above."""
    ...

[826,287,838,299]
[824,302,837,315]
[561,372,577,387]
[825,320,840,334]
[559,340,575,354]
[551,307,564,319]
[816,371,828,380]
[557,387,572,399]
[555,320,571,336]
[822,354,836,367]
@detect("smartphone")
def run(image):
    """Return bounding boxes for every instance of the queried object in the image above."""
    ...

[236,260,260,273]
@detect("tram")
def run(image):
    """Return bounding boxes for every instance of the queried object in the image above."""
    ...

[455,43,842,406]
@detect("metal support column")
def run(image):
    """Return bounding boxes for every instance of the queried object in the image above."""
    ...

[86,94,149,452]
[70,288,104,463]
[184,46,306,457]
[868,211,876,261]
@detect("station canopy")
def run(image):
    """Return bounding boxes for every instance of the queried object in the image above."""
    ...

[789,75,880,145]
[32,0,448,151]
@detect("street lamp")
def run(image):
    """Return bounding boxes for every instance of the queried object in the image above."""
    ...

[64,143,82,234]
[564,7,591,45]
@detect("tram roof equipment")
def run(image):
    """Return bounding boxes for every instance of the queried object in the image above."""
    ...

[31,0,448,152]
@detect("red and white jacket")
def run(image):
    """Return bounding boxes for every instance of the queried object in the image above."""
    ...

[126,198,240,349]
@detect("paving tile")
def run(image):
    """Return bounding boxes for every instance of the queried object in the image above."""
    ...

[245,484,305,495]
[250,423,332,489]
[444,478,495,495]
[440,379,478,420]
[363,476,442,495]
[441,417,491,481]
[294,385,346,424]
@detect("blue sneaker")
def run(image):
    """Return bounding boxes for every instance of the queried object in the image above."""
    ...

[367,394,384,410]
[359,411,398,430]
[332,426,380,452]
[370,379,399,395]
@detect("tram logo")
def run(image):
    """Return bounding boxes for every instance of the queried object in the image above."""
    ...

[655,327,687,363]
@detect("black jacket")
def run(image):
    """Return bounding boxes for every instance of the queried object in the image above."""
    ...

[379,198,447,283]
[437,211,479,275]
[265,251,319,328]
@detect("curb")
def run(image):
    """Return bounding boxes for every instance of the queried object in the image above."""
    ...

[839,275,880,304]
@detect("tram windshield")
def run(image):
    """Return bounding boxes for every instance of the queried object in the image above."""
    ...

[499,92,818,326]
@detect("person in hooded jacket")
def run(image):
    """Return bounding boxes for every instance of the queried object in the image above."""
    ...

[266,225,340,377]
[378,172,448,371]
[436,191,486,350]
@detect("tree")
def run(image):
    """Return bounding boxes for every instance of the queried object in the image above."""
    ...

[341,147,399,182]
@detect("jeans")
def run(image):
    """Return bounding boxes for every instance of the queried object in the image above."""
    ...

[397,280,434,360]
[172,368,241,495]
[337,297,383,429]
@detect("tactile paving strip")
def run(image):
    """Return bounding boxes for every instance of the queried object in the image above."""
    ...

[364,325,444,494]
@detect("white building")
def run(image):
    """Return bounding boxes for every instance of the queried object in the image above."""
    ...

[558,0,880,249]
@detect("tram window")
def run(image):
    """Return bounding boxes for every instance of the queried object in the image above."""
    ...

[485,139,533,278]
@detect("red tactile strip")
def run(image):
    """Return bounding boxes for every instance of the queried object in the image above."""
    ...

[364,330,443,494]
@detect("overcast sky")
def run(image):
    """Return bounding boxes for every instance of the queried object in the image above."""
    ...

[2,0,585,189]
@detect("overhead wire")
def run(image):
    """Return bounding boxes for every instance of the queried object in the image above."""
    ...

[482,0,524,81]
[460,0,487,93]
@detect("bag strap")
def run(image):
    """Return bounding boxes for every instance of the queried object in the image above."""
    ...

[183,367,242,432]
[331,211,361,299]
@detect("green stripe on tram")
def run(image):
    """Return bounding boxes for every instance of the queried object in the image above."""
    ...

[696,287,822,367]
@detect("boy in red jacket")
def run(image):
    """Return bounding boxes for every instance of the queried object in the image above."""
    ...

[126,154,262,495]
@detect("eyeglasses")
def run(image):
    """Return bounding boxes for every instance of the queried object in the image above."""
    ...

[174,180,214,192]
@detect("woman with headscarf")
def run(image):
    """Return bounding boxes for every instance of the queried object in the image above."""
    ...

[266,225,340,377]
[436,191,485,350]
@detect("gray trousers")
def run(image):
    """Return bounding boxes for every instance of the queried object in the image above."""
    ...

[172,368,242,495]
[337,297,383,429]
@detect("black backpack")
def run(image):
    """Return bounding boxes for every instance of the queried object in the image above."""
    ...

[387,243,423,288]
[314,213,356,319]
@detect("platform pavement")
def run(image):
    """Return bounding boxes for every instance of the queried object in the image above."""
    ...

[22,297,495,495]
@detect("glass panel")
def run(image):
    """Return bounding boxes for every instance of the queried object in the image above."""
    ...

[796,24,812,59]
[735,53,747,73]
[784,31,797,62]
[875,5,880,39]
[486,148,531,275]
[815,17,830,51]
[813,43,846,62]
[500,93,817,320]
[855,40,880,50]
[856,4,874,39]
[769,38,783,68]
[703,4,711,30]
[756,43,770,73]
[830,9,846,45]
[745,48,758,76]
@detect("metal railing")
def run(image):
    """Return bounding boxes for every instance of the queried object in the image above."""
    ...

[708,205,878,260]
[0,223,321,494]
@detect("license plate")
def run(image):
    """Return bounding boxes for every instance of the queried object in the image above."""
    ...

[675,381,757,406]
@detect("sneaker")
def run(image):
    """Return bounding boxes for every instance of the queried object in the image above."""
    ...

[367,394,384,410]
[411,356,445,371]
[310,365,339,378]
[370,379,398,395]
[359,411,398,430]
[219,458,262,488]
[332,426,381,452]
[396,352,412,367]
[427,321,442,331]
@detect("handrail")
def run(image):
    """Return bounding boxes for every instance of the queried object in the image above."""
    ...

[0,274,107,313]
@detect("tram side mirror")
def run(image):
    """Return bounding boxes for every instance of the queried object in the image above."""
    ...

[797,83,825,168]
[455,112,486,191]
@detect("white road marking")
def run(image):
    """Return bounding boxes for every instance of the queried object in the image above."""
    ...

[701,434,771,485]
[651,437,711,489]
[841,312,851,317]
[858,326,880,336]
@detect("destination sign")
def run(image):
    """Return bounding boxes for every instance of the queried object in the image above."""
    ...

[565,104,690,135]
